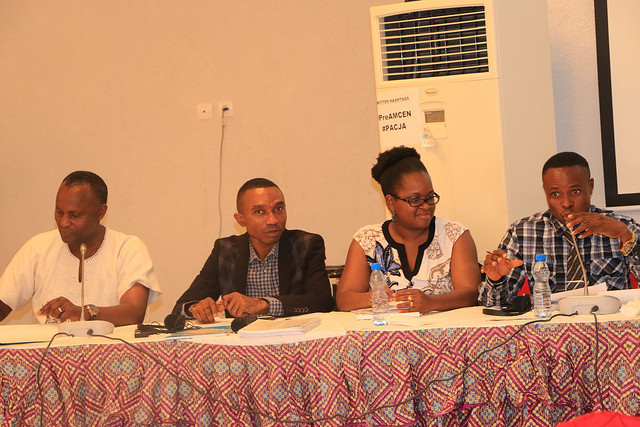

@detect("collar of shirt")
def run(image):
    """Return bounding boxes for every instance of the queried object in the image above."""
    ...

[248,241,280,266]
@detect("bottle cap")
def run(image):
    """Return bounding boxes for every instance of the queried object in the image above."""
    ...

[535,254,546,262]
[371,263,382,270]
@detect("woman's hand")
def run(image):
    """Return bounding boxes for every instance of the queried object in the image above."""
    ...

[395,289,427,313]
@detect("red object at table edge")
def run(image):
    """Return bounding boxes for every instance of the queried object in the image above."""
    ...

[557,410,640,426]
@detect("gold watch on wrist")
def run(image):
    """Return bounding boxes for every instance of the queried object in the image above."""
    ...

[620,230,637,256]
[84,304,99,320]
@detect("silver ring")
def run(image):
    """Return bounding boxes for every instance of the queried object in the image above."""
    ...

[408,295,413,302]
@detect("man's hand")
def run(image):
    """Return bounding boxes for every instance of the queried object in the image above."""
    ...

[222,292,269,318]
[566,212,632,241]
[189,297,220,324]
[38,284,149,326]
[39,296,82,322]
[481,250,524,281]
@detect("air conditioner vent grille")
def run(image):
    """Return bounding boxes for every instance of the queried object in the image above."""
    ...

[379,6,488,80]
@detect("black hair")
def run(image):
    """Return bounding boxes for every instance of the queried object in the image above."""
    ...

[236,178,280,210]
[61,171,108,205]
[542,152,590,176]
[371,146,428,196]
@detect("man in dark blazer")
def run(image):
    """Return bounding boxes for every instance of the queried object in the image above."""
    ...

[173,178,333,322]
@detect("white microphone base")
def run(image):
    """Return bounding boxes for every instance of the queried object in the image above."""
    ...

[58,320,115,337]
[558,295,621,315]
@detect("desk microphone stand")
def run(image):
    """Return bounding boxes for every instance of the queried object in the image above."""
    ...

[558,233,620,315]
[59,243,114,337]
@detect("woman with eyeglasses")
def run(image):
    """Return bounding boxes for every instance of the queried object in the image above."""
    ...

[336,146,480,314]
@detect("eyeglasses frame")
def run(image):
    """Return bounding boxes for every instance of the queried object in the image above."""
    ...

[391,192,440,207]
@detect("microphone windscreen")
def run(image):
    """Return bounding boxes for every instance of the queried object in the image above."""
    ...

[231,315,258,333]
[164,313,186,332]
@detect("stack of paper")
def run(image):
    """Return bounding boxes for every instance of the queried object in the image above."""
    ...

[351,306,421,320]
[0,324,58,345]
[238,316,321,338]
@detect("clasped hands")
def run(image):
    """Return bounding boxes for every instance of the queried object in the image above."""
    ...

[373,287,427,313]
[190,292,269,324]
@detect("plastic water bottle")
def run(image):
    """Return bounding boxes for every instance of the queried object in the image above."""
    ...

[370,263,389,326]
[532,254,552,318]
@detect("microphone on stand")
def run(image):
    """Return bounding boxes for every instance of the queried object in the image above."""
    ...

[58,243,115,337]
[558,232,621,315]
[80,243,86,321]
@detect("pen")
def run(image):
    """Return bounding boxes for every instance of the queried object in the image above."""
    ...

[487,251,517,263]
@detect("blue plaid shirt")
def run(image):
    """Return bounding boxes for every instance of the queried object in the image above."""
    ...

[247,242,283,316]
[479,205,640,306]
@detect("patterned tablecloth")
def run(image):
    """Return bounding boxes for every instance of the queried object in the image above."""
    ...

[1,313,640,426]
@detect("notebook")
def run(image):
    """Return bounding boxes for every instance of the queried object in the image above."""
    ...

[237,316,321,337]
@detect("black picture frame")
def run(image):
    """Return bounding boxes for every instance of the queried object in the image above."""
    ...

[594,0,640,207]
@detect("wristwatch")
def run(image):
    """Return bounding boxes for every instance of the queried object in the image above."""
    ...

[84,304,99,320]
[620,230,637,256]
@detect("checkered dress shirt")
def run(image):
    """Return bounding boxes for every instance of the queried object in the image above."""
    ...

[247,242,283,316]
[479,206,640,306]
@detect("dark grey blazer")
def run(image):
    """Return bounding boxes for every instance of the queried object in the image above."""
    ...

[173,229,333,316]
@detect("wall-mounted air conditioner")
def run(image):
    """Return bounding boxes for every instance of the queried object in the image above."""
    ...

[370,0,557,253]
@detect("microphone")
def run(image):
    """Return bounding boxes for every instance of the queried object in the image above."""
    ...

[58,242,115,337]
[558,232,621,315]
[231,315,258,333]
[164,313,186,332]
[134,314,187,337]
[570,233,590,295]
[79,243,86,321]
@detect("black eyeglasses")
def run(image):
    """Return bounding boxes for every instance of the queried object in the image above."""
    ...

[392,192,440,207]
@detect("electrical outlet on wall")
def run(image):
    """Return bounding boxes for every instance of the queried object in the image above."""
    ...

[197,103,213,120]
[217,101,234,118]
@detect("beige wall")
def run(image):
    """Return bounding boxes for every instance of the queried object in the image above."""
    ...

[1,0,637,323]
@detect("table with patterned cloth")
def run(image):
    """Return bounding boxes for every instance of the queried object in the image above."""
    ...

[1,308,639,426]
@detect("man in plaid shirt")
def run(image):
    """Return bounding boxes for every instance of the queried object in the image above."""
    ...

[479,152,640,307]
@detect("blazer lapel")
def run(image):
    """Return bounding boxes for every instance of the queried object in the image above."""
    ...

[278,230,292,295]
[231,234,250,294]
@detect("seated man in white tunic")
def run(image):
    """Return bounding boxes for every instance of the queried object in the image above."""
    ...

[0,171,162,325]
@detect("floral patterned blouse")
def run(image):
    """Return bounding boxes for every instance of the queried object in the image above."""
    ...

[353,218,467,295]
